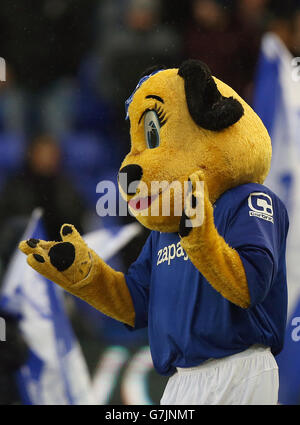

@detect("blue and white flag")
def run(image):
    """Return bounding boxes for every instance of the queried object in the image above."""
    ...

[253,32,300,404]
[0,208,142,405]
[0,209,94,405]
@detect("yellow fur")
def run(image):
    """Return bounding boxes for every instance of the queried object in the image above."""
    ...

[19,225,135,326]
[179,171,250,308]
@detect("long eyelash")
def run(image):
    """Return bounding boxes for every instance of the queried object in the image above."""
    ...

[154,103,167,126]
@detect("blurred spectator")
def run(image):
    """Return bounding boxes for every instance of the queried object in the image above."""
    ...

[98,0,181,106]
[40,56,118,143]
[0,64,27,134]
[97,0,181,154]
[95,0,128,46]
[0,0,97,91]
[235,0,270,31]
[0,134,86,243]
[39,77,78,138]
[0,133,25,194]
[183,0,264,99]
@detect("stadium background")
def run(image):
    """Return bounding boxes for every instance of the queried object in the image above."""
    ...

[0,0,300,405]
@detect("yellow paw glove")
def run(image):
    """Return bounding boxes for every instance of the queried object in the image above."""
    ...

[19,224,135,326]
[19,224,93,287]
[179,171,251,309]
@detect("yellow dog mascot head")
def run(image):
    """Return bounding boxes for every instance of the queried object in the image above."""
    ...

[118,59,271,233]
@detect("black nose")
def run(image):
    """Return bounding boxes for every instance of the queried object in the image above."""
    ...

[118,164,143,195]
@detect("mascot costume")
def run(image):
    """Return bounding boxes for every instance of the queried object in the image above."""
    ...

[19,60,289,405]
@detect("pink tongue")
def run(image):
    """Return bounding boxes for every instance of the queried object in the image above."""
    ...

[129,196,152,211]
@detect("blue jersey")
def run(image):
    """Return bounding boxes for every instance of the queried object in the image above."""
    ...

[125,183,289,376]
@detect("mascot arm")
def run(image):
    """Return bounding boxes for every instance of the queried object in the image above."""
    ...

[19,224,135,326]
[179,171,251,309]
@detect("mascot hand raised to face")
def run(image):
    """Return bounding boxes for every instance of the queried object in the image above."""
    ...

[19,60,289,405]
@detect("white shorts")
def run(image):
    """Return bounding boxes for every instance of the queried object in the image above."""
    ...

[160,345,279,405]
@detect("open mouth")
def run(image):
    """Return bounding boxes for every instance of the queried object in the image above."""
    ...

[128,193,159,211]
[127,181,182,213]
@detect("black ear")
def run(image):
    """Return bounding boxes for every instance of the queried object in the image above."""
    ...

[139,65,166,79]
[178,59,244,131]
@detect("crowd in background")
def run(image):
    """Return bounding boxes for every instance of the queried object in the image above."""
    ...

[0,0,300,404]
[0,0,299,241]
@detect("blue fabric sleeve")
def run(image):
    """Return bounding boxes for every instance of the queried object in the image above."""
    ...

[224,190,283,308]
[124,232,153,329]
[237,247,275,308]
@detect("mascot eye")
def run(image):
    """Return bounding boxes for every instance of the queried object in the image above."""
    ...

[144,110,161,149]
